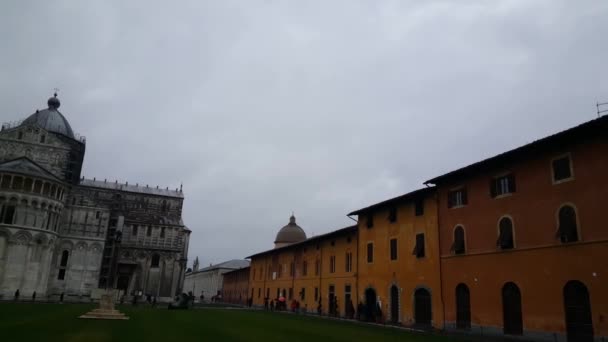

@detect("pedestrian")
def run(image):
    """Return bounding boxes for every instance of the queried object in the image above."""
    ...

[334,298,339,317]
[291,299,296,313]
[32,291,36,302]
[295,300,300,314]
[14,289,20,301]
[270,299,274,312]
[264,297,269,310]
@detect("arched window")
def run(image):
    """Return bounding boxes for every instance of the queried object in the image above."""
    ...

[60,250,69,267]
[58,250,69,280]
[497,217,514,250]
[151,254,160,268]
[558,205,578,243]
[452,226,465,255]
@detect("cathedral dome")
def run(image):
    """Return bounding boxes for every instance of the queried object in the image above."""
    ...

[21,94,75,138]
[274,214,307,248]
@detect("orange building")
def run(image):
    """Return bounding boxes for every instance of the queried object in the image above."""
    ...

[425,115,608,341]
[222,266,250,305]
[248,216,358,316]
[348,187,444,328]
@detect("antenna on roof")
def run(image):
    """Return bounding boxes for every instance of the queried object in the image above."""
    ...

[597,101,608,118]
[53,87,59,97]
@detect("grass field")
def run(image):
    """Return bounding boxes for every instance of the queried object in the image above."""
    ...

[0,303,470,342]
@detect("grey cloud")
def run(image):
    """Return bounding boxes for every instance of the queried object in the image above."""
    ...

[1,0,607,266]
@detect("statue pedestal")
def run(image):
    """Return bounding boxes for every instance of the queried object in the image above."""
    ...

[80,290,129,320]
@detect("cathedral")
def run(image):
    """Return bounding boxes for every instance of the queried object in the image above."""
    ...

[0,94,191,302]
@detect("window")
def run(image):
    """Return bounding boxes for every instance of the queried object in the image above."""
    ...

[329,256,336,273]
[557,205,578,243]
[314,287,319,301]
[330,240,335,247]
[497,217,514,249]
[160,227,166,238]
[552,156,572,182]
[448,188,467,208]
[290,262,294,276]
[366,214,374,228]
[388,207,397,223]
[491,173,516,197]
[278,264,283,278]
[345,252,353,272]
[95,211,100,219]
[40,135,46,143]
[315,259,320,276]
[301,288,306,301]
[132,225,138,236]
[452,226,465,255]
[58,250,69,280]
[288,288,293,300]
[302,261,308,276]
[258,288,261,298]
[415,198,424,216]
[18,131,23,139]
[60,250,69,267]
[390,238,398,260]
[2,205,16,224]
[151,254,160,268]
[413,233,425,258]
[147,226,152,237]
[367,242,374,263]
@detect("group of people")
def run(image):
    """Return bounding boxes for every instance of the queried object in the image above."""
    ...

[12,289,65,303]
[263,297,305,313]
[261,296,366,321]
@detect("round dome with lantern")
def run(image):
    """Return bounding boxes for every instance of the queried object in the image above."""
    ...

[20,93,75,138]
[274,214,307,248]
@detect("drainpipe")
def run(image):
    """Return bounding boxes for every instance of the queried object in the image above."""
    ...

[347,214,359,310]
[428,184,447,331]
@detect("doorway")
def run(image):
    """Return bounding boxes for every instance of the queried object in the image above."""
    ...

[456,283,471,329]
[414,288,432,326]
[502,282,523,335]
[564,281,593,342]
[364,288,377,322]
[390,285,399,324]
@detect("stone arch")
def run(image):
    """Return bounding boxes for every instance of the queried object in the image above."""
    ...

[89,243,102,253]
[12,230,33,245]
[75,241,88,251]
[59,240,74,251]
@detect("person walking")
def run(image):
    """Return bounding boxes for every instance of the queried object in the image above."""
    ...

[14,289,20,301]
[32,291,36,302]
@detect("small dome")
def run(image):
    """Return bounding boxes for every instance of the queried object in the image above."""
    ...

[47,94,60,109]
[21,94,74,138]
[274,214,307,248]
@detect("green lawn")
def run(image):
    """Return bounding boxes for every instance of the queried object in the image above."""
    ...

[0,303,469,342]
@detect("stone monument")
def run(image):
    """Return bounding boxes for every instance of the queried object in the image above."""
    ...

[80,290,129,320]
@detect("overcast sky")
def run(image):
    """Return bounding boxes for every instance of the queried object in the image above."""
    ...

[1,1,607,267]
